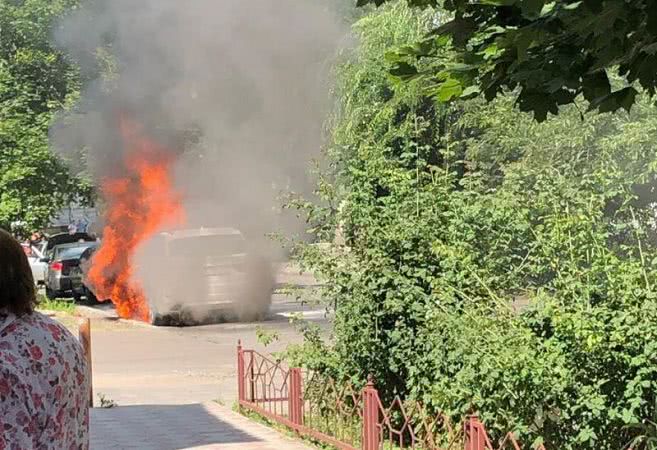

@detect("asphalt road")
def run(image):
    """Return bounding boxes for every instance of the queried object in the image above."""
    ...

[80,267,329,407]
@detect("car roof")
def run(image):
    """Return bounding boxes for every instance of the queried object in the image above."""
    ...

[57,245,95,261]
[160,227,243,241]
[52,241,97,252]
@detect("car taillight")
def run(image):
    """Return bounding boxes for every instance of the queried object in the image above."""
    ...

[50,262,63,272]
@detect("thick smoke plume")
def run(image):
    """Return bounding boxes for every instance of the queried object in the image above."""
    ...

[51,0,345,321]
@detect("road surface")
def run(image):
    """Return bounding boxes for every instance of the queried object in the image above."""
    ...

[77,266,329,406]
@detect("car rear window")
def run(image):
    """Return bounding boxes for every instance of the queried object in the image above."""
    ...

[167,234,246,257]
[55,243,97,261]
[80,247,96,261]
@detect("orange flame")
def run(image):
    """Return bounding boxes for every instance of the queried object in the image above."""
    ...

[88,115,185,321]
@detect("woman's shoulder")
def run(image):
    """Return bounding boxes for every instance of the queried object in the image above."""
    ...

[1,311,85,385]
[17,311,81,349]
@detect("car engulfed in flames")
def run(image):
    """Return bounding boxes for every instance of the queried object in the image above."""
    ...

[138,227,274,325]
[82,114,273,325]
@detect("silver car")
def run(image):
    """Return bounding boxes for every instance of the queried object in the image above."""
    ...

[45,242,99,300]
[21,243,47,286]
[139,227,273,325]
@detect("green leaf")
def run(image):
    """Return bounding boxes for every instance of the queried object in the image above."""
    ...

[641,42,657,55]
[434,77,463,102]
[588,86,638,113]
[389,61,419,80]
[582,70,611,103]
[433,17,478,46]
[480,43,503,60]
[562,1,583,10]
[520,0,547,17]
[460,85,480,98]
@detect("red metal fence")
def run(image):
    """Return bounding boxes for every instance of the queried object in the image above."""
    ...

[237,342,546,450]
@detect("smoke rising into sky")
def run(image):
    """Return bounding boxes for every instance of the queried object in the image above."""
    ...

[50,0,347,320]
[53,0,344,233]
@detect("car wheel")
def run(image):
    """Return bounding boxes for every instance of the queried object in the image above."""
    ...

[72,293,82,303]
[45,288,57,300]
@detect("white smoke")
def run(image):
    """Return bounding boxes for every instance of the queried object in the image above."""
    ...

[51,0,347,322]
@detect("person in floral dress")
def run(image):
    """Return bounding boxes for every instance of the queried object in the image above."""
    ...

[0,229,90,450]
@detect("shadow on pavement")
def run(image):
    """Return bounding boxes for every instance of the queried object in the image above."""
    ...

[91,403,262,450]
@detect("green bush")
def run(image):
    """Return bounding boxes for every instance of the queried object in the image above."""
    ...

[285,2,657,449]
[410,297,657,449]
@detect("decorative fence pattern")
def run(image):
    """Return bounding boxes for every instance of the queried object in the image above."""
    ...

[236,342,546,450]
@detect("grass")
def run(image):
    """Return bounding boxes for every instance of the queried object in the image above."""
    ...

[97,393,118,408]
[232,402,333,449]
[36,294,76,314]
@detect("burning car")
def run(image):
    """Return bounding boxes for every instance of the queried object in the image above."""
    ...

[86,227,274,325]
[143,227,274,325]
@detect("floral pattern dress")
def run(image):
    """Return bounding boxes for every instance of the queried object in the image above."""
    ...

[0,311,89,450]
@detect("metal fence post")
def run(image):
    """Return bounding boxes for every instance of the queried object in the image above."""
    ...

[362,376,380,450]
[249,350,256,402]
[289,368,304,427]
[78,318,93,408]
[237,341,245,402]
[464,415,487,450]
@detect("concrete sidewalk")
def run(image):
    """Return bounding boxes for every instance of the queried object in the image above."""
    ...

[91,402,311,450]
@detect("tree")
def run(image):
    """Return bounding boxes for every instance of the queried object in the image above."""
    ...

[0,0,93,233]
[358,0,657,121]
[287,4,657,447]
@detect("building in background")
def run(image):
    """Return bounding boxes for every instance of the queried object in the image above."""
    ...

[48,203,99,236]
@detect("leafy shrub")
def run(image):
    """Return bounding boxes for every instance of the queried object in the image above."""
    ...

[284,2,657,449]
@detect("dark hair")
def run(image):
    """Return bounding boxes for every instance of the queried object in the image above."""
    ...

[0,228,37,316]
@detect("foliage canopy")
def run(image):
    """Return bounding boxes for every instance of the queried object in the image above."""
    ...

[357,0,657,121]
[0,0,93,233]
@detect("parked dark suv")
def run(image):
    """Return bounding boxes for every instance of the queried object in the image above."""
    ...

[45,241,99,300]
